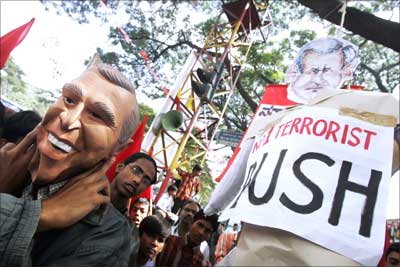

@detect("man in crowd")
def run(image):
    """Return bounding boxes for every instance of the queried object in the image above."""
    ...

[109,151,156,261]
[215,223,239,263]
[130,215,170,267]
[131,197,151,228]
[172,164,202,213]
[171,200,201,237]
[170,200,211,265]
[387,242,400,267]
[110,152,156,217]
[157,184,177,212]
[157,211,219,267]
[206,37,399,266]
[0,62,140,266]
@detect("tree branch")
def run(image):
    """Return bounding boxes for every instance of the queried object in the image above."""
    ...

[360,63,388,92]
[297,0,400,52]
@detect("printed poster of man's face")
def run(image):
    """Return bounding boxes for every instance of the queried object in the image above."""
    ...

[285,36,360,104]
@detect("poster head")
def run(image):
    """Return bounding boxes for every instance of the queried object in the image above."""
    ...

[286,36,359,104]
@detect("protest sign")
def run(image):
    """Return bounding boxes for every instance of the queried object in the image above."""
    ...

[223,106,394,266]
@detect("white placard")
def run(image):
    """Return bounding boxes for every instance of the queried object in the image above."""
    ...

[222,106,394,266]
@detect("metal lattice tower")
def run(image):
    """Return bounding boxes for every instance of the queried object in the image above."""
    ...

[141,0,272,203]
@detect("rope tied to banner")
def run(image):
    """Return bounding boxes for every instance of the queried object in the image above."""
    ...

[337,0,348,38]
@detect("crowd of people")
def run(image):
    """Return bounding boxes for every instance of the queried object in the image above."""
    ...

[0,35,399,267]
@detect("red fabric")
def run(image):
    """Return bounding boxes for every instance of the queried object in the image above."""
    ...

[106,115,148,182]
[0,18,35,69]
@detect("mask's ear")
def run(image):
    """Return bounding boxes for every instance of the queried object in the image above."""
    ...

[285,63,298,84]
[112,138,133,156]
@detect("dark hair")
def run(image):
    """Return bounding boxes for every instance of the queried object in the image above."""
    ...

[124,152,158,183]
[133,197,150,206]
[139,215,170,239]
[386,242,400,258]
[193,210,219,232]
[167,185,178,192]
[2,110,41,142]
[91,63,140,146]
[192,164,202,172]
[182,200,201,211]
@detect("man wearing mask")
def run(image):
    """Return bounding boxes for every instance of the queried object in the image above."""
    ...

[0,62,140,266]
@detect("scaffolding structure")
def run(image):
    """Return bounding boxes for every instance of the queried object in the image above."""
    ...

[141,0,272,203]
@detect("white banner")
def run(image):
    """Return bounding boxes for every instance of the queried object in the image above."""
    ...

[222,106,394,266]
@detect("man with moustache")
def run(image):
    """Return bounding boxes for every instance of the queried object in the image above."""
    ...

[0,63,140,266]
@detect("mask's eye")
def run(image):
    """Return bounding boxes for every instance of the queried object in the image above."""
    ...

[63,96,75,105]
[89,110,102,120]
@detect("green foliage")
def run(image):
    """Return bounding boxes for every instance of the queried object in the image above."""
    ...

[1,57,27,95]
[1,57,55,115]
[198,164,216,207]
[139,103,156,130]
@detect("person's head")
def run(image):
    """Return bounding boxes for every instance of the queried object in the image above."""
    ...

[386,242,400,267]
[112,152,157,199]
[179,200,201,226]
[233,223,239,231]
[167,185,177,197]
[192,164,202,176]
[188,211,219,246]
[138,215,170,260]
[131,197,150,228]
[31,63,140,185]
[286,37,359,103]
[0,110,42,147]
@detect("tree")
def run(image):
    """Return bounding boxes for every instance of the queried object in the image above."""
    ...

[40,0,398,120]
[297,0,400,53]
[1,57,54,115]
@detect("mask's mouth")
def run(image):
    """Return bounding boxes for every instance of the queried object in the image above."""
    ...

[48,133,74,153]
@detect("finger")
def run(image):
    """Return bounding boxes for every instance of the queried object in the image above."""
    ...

[21,143,36,162]
[1,142,16,151]
[96,156,116,175]
[92,178,110,194]
[102,178,110,197]
[95,194,110,206]
[14,126,39,153]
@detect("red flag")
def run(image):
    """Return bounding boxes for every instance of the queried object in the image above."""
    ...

[106,115,148,181]
[0,18,35,69]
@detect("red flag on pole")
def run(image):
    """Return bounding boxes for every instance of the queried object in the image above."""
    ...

[106,115,148,182]
[0,18,35,69]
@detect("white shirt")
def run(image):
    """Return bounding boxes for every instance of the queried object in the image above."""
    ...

[157,193,174,211]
